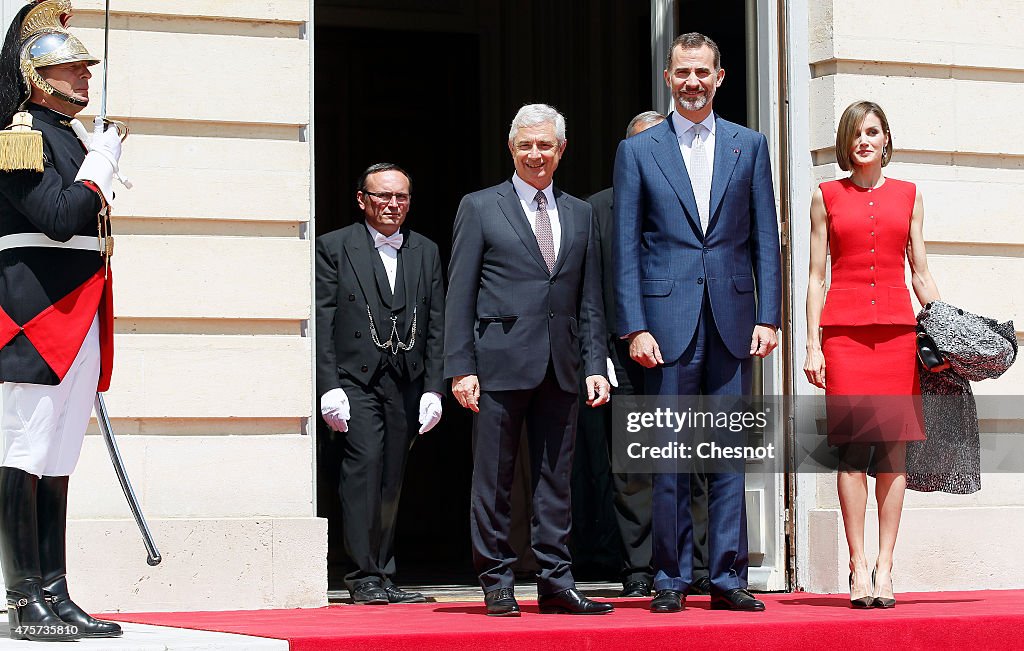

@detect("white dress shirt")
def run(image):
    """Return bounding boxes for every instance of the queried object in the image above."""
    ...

[511,173,560,259]
[365,222,399,292]
[671,111,717,178]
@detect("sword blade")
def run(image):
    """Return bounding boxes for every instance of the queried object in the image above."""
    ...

[100,0,110,119]
[95,393,163,566]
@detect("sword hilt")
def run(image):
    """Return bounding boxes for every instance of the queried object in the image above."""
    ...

[78,118,133,190]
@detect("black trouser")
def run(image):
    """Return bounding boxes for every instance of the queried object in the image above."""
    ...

[470,365,578,595]
[338,366,421,591]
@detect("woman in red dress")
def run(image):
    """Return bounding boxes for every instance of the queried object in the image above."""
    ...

[804,101,942,609]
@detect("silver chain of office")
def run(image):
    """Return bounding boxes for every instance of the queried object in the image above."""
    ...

[366,305,417,354]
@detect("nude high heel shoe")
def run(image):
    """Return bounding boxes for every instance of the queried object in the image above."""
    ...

[872,568,896,609]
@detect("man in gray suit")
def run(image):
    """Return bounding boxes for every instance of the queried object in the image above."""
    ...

[445,104,613,617]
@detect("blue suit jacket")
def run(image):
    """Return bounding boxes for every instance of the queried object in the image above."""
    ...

[444,180,607,392]
[612,114,782,363]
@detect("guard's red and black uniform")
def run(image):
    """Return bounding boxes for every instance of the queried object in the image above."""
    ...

[0,104,113,391]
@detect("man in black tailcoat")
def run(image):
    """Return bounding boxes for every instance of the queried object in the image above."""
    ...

[315,163,445,605]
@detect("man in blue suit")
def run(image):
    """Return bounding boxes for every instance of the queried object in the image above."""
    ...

[613,32,782,613]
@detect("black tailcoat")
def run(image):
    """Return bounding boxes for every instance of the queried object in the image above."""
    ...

[314,221,444,587]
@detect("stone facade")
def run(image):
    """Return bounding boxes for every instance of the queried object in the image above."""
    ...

[14,0,325,612]
[2,0,1021,610]
[793,0,1024,592]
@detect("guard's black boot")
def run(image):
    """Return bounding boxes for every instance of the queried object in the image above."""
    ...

[0,467,80,641]
[39,475,122,638]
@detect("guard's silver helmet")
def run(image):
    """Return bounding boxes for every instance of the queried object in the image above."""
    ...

[19,0,99,107]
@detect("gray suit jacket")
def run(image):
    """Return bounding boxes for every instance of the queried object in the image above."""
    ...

[444,180,607,392]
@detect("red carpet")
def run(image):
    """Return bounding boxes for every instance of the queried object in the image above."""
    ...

[108,591,1024,651]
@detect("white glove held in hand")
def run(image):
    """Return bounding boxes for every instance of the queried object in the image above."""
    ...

[606,357,619,389]
[320,388,350,432]
[75,126,123,204]
[90,125,123,165]
[418,391,443,435]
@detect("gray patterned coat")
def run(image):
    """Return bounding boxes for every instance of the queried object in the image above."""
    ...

[905,301,1017,493]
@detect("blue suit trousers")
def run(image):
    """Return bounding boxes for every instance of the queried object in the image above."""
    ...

[644,300,752,593]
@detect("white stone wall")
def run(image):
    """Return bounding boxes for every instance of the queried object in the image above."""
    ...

[49,1,322,612]
[797,0,1024,592]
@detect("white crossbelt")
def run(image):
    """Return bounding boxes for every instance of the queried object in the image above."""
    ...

[0,233,101,252]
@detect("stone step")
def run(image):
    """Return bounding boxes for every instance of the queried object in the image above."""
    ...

[0,622,286,650]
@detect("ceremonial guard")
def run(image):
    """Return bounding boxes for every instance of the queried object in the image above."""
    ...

[315,163,445,605]
[0,0,124,641]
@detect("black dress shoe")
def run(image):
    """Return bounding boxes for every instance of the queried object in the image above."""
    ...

[350,581,388,605]
[650,589,685,613]
[384,584,426,604]
[484,587,520,617]
[710,588,765,612]
[538,588,614,615]
[618,580,652,598]
[688,576,712,595]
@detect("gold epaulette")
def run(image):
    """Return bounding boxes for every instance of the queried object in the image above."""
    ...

[0,112,44,173]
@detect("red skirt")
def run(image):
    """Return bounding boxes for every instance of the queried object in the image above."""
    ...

[821,325,925,445]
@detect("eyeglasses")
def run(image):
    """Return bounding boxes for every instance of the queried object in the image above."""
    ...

[363,191,411,205]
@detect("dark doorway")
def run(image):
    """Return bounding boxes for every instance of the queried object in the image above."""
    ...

[314,0,754,591]
[676,0,753,128]
[313,23,484,586]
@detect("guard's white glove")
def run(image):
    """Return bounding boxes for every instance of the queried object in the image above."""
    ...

[606,357,619,389]
[418,391,443,435]
[74,126,122,205]
[320,388,350,432]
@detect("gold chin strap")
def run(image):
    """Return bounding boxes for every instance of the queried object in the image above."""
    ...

[21,60,88,107]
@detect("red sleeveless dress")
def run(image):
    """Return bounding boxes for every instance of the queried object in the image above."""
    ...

[819,177,925,444]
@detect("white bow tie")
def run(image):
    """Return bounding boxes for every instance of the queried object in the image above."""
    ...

[373,231,404,251]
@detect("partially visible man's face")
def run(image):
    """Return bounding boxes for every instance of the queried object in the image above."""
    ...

[664,44,724,117]
[35,61,91,109]
[356,170,411,236]
[509,122,566,190]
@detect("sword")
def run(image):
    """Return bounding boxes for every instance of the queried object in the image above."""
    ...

[94,393,162,566]
[89,0,132,189]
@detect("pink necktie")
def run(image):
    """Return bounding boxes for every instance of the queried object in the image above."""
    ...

[534,190,555,272]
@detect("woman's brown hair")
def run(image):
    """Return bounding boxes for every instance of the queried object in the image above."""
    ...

[835,101,892,171]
